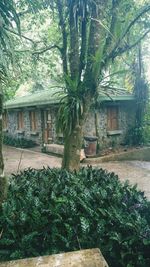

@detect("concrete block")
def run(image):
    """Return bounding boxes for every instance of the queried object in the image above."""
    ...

[0,249,108,267]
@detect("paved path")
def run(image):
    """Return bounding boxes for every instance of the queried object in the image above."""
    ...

[3,145,150,199]
[89,161,150,199]
[3,145,62,175]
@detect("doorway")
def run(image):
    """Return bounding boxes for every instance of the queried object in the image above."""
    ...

[43,110,53,143]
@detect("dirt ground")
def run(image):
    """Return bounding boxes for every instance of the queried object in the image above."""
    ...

[3,145,150,199]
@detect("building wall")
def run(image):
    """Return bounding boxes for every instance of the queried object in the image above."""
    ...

[6,109,43,144]
[4,101,136,149]
[84,101,136,148]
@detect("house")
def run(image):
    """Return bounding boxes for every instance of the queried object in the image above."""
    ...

[3,87,136,153]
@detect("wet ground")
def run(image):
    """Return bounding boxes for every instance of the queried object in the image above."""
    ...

[3,145,150,199]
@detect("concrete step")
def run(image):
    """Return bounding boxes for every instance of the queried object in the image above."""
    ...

[45,144,64,155]
[84,147,150,164]
[45,144,86,161]
[0,249,109,267]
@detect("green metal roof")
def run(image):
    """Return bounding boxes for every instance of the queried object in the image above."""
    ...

[4,88,62,109]
[4,87,135,110]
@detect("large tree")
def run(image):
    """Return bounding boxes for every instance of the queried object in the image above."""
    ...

[52,0,150,170]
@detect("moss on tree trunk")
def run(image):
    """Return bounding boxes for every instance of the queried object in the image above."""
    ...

[0,92,7,205]
[62,125,83,171]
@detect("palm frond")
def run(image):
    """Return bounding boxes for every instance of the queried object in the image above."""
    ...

[56,75,84,135]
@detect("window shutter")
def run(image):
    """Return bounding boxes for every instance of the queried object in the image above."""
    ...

[111,107,118,130]
[107,108,111,130]
[18,111,24,130]
[107,106,118,130]
[3,112,8,129]
[30,111,37,131]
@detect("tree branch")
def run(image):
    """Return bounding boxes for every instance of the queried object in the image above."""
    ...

[103,0,120,56]
[103,4,150,67]
[121,5,150,41]
[14,49,31,53]
[15,44,62,57]
[18,8,32,17]
[56,0,68,75]
[84,0,107,92]
[32,44,62,55]
[79,14,88,80]
[5,27,35,43]
[68,1,80,80]
[113,29,150,59]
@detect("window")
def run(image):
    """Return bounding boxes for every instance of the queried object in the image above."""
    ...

[30,111,37,131]
[18,111,24,130]
[3,112,8,129]
[107,106,118,131]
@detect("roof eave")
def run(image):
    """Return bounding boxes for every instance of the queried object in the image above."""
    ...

[98,95,135,101]
[4,95,135,110]
[4,99,60,109]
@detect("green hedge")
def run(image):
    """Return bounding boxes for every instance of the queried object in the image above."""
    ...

[3,135,36,148]
[0,167,149,266]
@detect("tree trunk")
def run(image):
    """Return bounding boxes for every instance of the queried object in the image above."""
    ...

[62,125,83,171]
[60,1,107,171]
[94,111,101,153]
[0,91,7,205]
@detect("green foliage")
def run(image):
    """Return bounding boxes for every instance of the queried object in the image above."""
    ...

[125,126,145,146]
[3,135,36,148]
[0,167,149,267]
[143,103,150,144]
[0,0,20,74]
[56,76,84,135]
[126,78,149,146]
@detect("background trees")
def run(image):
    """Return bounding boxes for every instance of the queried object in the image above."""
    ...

[1,0,150,173]
[0,0,21,205]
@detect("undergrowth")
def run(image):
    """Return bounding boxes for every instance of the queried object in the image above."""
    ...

[0,167,149,267]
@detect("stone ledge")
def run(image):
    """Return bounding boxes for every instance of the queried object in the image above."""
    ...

[0,249,109,267]
[107,130,123,136]
[45,144,86,161]
[84,147,150,164]
[16,130,25,134]
[2,129,8,133]
[45,144,64,155]
[30,131,39,136]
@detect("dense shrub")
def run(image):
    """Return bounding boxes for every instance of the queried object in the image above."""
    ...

[125,126,144,146]
[126,104,150,146]
[3,135,36,148]
[126,125,150,146]
[0,167,149,266]
[143,104,150,144]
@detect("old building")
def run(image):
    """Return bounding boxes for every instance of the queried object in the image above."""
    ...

[3,88,136,152]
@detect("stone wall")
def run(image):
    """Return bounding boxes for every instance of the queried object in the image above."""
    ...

[5,109,42,145]
[5,101,136,149]
[84,101,136,148]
